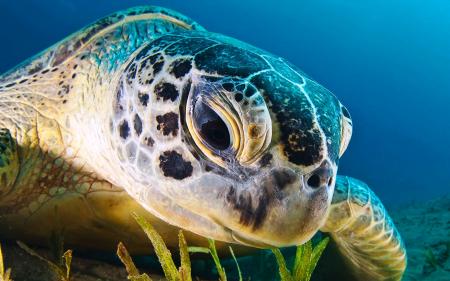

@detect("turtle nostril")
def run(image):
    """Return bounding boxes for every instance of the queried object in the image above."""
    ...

[305,161,334,189]
[328,176,333,186]
[307,174,321,188]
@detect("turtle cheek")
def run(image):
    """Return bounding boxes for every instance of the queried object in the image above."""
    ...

[235,182,331,247]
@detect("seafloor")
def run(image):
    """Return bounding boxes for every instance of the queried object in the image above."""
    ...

[2,196,449,281]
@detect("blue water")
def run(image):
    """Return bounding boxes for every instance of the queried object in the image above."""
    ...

[0,0,449,206]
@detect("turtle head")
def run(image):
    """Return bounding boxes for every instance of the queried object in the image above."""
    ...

[111,33,353,247]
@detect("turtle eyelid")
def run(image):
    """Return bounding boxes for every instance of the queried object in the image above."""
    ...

[339,104,352,157]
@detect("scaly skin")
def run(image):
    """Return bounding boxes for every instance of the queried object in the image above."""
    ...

[0,6,406,280]
[0,6,217,253]
[321,176,407,281]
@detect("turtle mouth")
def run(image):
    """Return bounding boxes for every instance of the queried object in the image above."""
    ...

[230,230,275,248]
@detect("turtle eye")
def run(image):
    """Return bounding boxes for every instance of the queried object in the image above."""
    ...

[193,99,231,151]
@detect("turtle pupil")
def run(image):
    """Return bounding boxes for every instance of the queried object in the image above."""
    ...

[193,100,230,150]
[201,119,229,150]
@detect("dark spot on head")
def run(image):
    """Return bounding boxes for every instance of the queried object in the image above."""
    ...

[126,63,137,85]
[154,82,179,102]
[119,120,130,139]
[138,92,149,106]
[141,57,150,69]
[156,112,179,137]
[226,188,253,226]
[153,61,164,75]
[251,191,271,229]
[134,114,143,136]
[159,150,193,180]
[249,125,262,138]
[244,87,256,97]
[234,93,243,102]
[169,58,192,79]
[148,53,161,64]
[259,153,273,167]
[250,73,327,166]
[72,73,77,79]
[272,169,296,190]
[228,168,293,229]
[222,82,234,92]
[62,84,70,94]
[225,182,276,230]
[236,84,245,91]
[143,135,154,147]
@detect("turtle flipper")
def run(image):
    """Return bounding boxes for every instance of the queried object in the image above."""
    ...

[0,128,19,198]
[320,176,406,281]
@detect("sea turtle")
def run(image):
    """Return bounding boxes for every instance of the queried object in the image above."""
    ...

[0,6,406,281]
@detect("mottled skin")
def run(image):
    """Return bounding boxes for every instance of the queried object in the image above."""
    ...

[0,6,406,281]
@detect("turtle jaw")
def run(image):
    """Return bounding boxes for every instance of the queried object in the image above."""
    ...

[142,158,335,248]
[124,151,336,249]
[226,176,333,248]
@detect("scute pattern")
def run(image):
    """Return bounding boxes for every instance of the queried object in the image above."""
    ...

[112,31,343,177]
[159,150,193,180]
[111,33,202,182]
[251,72,324,166]
[169,58,192,78]
[156,112,179,136]
[323,176,407,281]
[164,37,217,56]
[303,79,341,162]
[154,81,179,102]
[195,44,268,77]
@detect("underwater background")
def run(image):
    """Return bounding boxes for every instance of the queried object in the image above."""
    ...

[0,0,449,280]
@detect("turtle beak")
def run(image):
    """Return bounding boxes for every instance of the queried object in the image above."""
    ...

[231,230,274,248]
[221,160,336,248]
